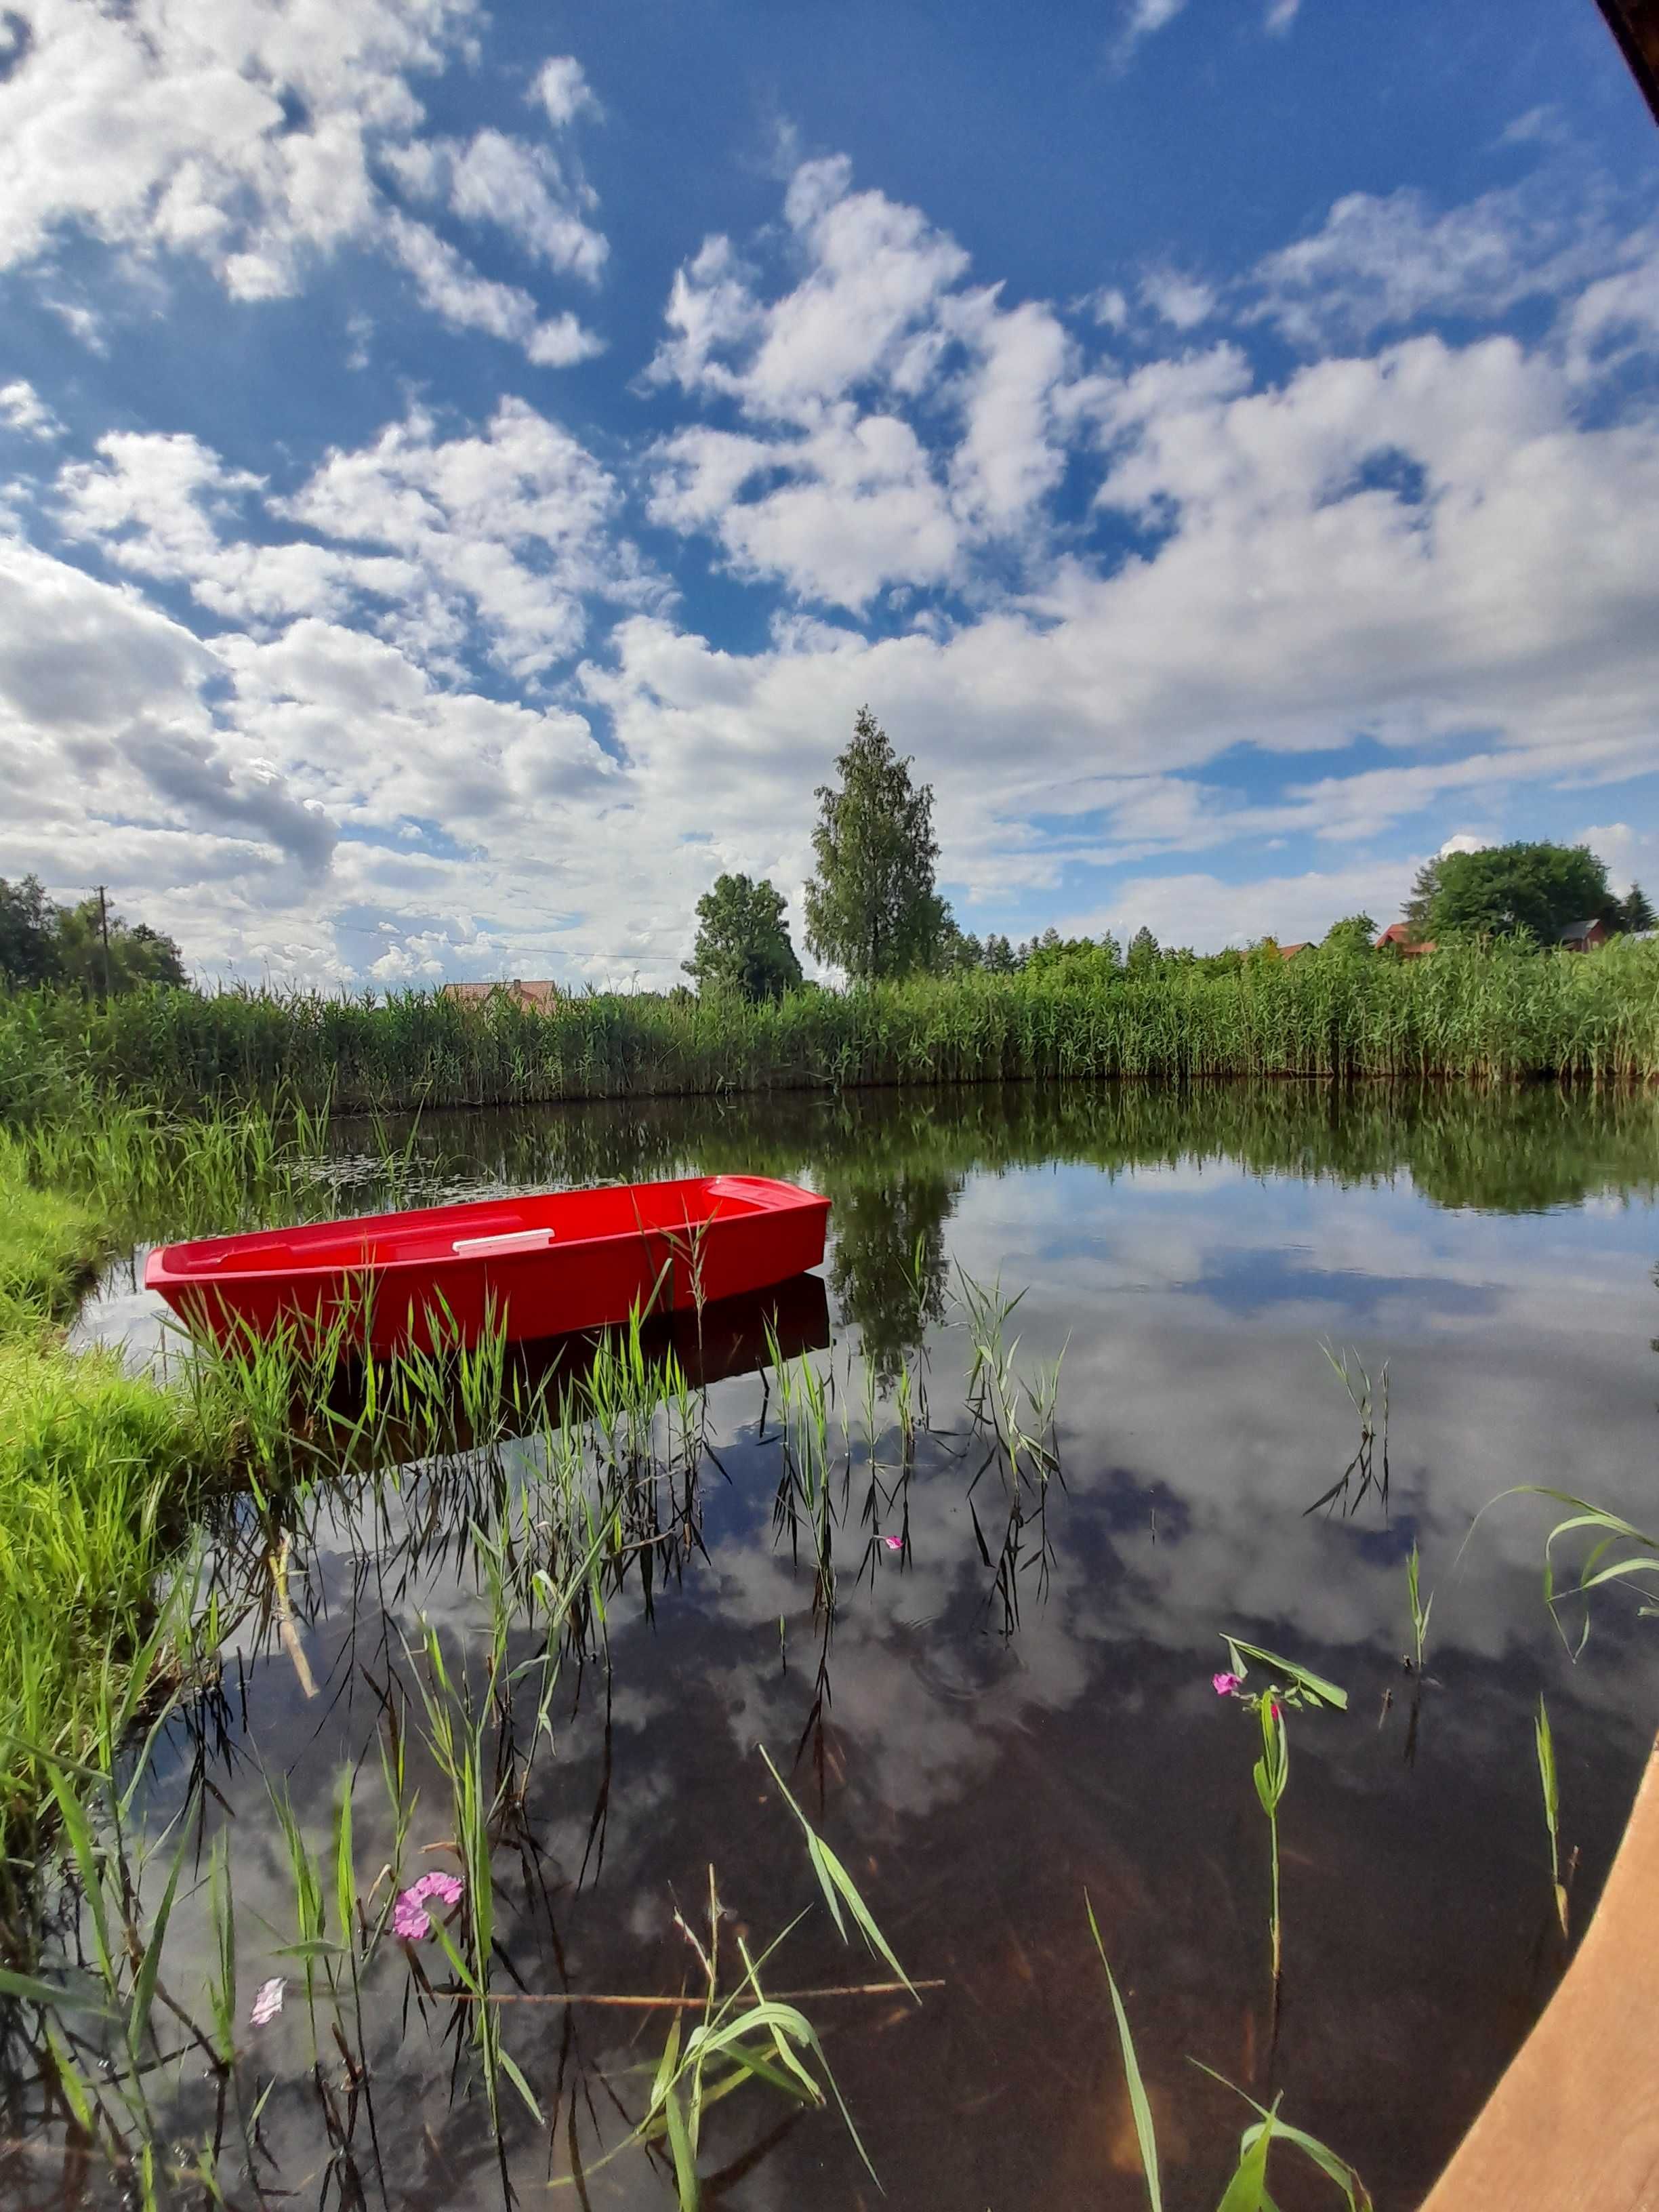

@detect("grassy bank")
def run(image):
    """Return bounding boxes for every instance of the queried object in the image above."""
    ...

[5,936,1659,1115]
[0,1167,223,1828]
[0,1107,342,1831]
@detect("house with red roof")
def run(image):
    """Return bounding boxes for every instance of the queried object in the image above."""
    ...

[1375,924,1435,958]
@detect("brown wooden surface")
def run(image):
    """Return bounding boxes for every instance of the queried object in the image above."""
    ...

[1420,1732,1659,2211]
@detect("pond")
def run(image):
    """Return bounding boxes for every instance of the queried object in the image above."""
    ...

[25,1082,1659,2209]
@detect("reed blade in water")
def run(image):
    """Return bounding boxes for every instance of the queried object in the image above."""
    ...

[1535,1694,1570,1936]
[1086,1897,1162,2212]
[1469,1486,1659,1652]
[758,1744,917,1999]
[1088,1894,1372,2212]
[1406,1542,1433,1673]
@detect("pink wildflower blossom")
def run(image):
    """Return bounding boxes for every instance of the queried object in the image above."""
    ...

[1212,1671,1242,1696]
[884,1535,903,1553]
[392,1870,465,1942]
[249,1977,285,2028]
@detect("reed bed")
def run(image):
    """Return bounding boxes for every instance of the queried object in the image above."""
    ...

[5,936,1659,1118]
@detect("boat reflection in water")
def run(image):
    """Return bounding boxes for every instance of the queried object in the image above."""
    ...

[518,1267,830,1396]
[320,1269,831,1449]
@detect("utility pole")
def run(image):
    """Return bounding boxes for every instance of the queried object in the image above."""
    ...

[96,884,111,1008]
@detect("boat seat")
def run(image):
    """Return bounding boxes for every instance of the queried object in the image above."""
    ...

[451,1227,556,1256]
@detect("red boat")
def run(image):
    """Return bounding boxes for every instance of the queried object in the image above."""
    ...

[145,1174,830,1356]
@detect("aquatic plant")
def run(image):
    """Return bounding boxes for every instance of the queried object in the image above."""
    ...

[760,1745,918,1998]
[1216,1638,1347,1989]
[1535,1694,1570,1937]
[1088,1896,1374,2209]
[633,1870,878,2210]
[1406,1542,1433,1673]
[1307,1340,1389,1517]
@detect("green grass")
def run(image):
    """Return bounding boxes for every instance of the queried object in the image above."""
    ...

[0,1331,239,1829]
[0,1122,307,1835]
[0,1164,105,1333]
[5,935,1659,1118]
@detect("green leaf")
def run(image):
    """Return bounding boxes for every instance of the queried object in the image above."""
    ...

[1535,1696,1559,1835]
[45,1767,115,1990]
[1215,2107,1276,2212]
[44,2024,98,2127]
[759,1745,917,1998]
[650,2010,683,2125]
[1194,2063,1370,2209]
[1223,1637,1347,1711]
[662,2079,699,2210]
[497,2043,546,2127]
[428,1917,481,1999]
[333,1769,355,1960]
[0,1967,117,2020]
[129,1818,190,2055]
[1086,1895,1162,2212]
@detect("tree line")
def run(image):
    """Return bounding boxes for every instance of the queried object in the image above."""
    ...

[685,707,1655,1002]
[0,876,187,995]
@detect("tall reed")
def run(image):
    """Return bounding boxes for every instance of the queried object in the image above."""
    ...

[6,935,1659,1119]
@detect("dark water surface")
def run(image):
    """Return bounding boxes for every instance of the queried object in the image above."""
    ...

[36,1085,1659,2208]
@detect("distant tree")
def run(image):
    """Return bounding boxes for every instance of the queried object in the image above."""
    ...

[58,901,188,993]
[123,922,190,989]
[1410,842,1614,945]
[1322,912,1378,954]
[1024,930,1121,980]
[683,873,803,1003]
[1126,926,1162,975]
[932,913,985,974]
[49,897,188,994]
[0,874,60,987]
[982,933,1019,975]
[1401,857,1443,941]
[803,708,944,981]
[1618,882,1656,935]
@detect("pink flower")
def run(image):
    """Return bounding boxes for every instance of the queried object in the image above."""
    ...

[1270,1700,1281,1721]
[392,1870,464,1942]
[883,1535,903,1553]
[249,1977,285,2028]
[1212,1671,1242,1696]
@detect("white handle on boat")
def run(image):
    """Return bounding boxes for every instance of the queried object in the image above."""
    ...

[451,1227,556,1256]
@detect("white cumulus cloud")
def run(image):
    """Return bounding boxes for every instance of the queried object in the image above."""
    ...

[0,0,609,364]
[0,380,63,441]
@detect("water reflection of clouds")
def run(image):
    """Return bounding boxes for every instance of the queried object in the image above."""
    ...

[50,1103,1659,2207]
[918,1162,1659,1715]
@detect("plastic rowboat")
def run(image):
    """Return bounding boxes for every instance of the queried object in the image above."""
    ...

[144,1174,830,1356]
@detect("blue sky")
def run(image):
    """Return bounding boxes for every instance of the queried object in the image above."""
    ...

[1,0,1657,986]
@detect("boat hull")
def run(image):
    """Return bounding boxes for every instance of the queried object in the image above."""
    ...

[144,1174,830,1355]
